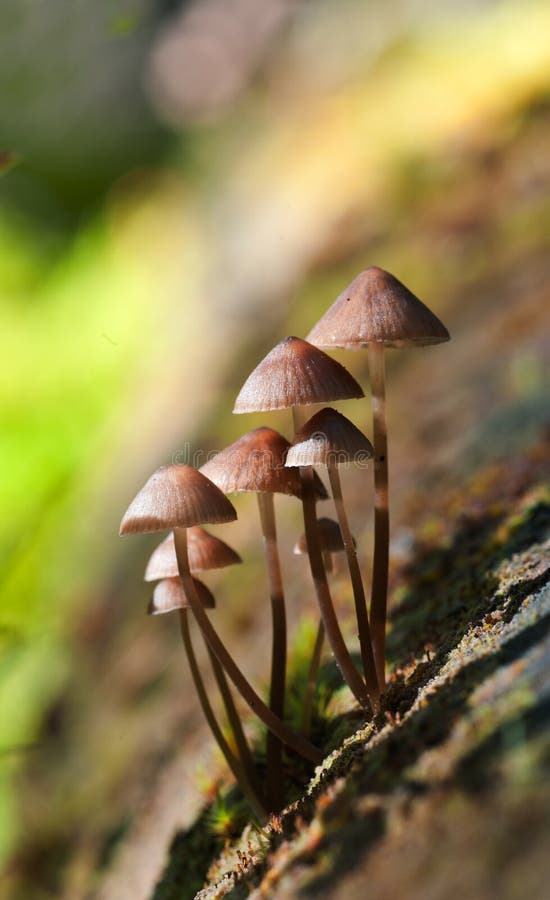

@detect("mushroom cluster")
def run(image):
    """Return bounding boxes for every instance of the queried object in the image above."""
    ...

[120,266,449,818]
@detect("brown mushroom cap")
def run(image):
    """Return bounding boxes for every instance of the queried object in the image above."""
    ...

[287,407,373,468]
[120,464,237,535]
[200,427,328,500]
[148,576,216,615]
[307,266,450,350]
[145,527,242,581]
[294,517,350,555]
[233,336,364,413]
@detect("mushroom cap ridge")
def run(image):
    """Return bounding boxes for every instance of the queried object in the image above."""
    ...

[294,517,351,555]
[120,464,237,535]
[307,267,450,350]
[148,576,216,614]
[287,407,373,468]
[145,527,242,581]
[233,336,364,413]
[201,426,328,500]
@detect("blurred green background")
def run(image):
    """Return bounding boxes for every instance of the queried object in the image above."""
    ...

[1,1,549,897]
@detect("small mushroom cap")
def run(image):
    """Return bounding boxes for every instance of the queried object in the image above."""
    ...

[294,517,351,555]
[233,336,364,413]
[148,576,216,615]
[145,528,242,581]
[287,407,373,468]
[201,427,328,500]
[120,464,237,535]
[307,267,450,350]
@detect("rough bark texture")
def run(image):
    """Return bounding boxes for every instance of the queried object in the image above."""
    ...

[178,455,550,900]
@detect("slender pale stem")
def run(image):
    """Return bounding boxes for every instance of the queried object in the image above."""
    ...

[367,343,389,689]
[257,491,286,811]
[179,609,266,822]
[205,644,266,810]
[293,408,371,710]
[328,463,380,708]
[173,528,323,765]
[302,620,325,734]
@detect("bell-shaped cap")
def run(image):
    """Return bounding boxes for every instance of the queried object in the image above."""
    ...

[201,427,328,500]
[145,528,242,581]
[287,407,373,468]
[294,518,350,555]
[148,576,216,615]
[233,336,363,413]
[307,267,450,350]
[120,464,237,535]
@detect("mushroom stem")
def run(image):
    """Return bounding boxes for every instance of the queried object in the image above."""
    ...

[178,609,267,822]
[257,491,286,811]
[367,343,389,689]
[299,467,371,709]
[302,620,325,734]
[173,528,323,765]
[327,464,380,708]
[205,644,266,810]
[300,466,370,708]
[291,409,371,710]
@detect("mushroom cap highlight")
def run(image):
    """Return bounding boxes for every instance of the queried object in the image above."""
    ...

[287,407,373,468]
[233,336,364,413]
[145,527,242,581]
[120,464,237,535]
[307,266,450,350]
[148,576,216,615]
[294,518,350,555]
[201,426,328,500]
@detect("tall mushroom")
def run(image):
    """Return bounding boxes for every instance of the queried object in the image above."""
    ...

[201,426,326,809]
[307,266,450,684]
[234,337,372,711]
[120,463,322,765]
[148,576,267,821]
[287,407,379,705]
[146,529,263,809]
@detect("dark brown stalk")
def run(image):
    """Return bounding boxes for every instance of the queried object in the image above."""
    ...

[302,620,324,734]
[328,463,380,707]
[257,491,286,811]
[292,408,371,709]
[173,527,323,765]
[367,343,389,688]
[205,644,266,810]
[178,609,266,821]
[299,467,371,708]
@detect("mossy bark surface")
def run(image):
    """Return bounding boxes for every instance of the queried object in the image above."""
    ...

[188,464,550,900]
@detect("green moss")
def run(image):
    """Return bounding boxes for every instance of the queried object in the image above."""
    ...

[151,787,253,900]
